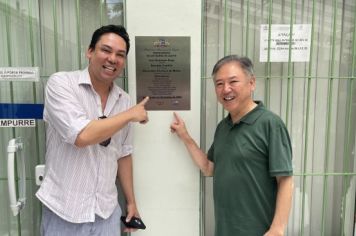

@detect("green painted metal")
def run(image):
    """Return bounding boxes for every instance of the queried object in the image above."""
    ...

[307,0,325,235]
[342,61,355,236]
[294,172,356,176]
[200,1,207,236]
[1,1,355,235]
[339,2,356,235]
[28,0,35,66]
[75,0,82,69]
[353,9,356,78]
[328,0,339,235]
[5,0,12,66]
[4,0,16,170]
[0,1,128,235]
[254,76,355,80]
[27,0,41,166]
[222,0,228,119]
[52,0,59,71]
[200,69,355,84]
[245,0,250,56]
[123,0,128,92]
[265,0,273,108]
[300,37,311,236]
[4,0,21,234]
[223,0,228,55]
[285,0,295,128]
[340,0,350,234]
[100,0,103,26]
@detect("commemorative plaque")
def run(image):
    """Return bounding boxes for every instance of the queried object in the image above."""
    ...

[135,36,190,110]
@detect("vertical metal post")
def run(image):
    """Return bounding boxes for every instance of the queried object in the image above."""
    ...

[52,0,59,71]
[75,0,82,69]
[200,0,207,235]
[265,0,273,108]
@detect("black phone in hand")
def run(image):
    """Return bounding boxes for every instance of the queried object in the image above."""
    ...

[120,216,146,229]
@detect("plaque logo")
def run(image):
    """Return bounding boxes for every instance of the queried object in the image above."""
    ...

[153,38,170,48]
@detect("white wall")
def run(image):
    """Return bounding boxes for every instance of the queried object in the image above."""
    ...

[126,1,202,236]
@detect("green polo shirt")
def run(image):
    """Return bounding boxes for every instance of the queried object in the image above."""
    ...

[207,102,293,236]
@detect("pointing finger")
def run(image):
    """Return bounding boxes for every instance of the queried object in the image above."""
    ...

[173,112,181,123]
[139,96,150,105]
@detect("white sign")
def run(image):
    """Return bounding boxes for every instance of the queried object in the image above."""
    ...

[0,119,36,127]
[260,24,311,62]
[0,67,39,82]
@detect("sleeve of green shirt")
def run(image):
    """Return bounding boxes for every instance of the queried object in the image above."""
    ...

[268,116,293,176]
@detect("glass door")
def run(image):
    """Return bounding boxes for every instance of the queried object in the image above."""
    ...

[0,1,126,235]
[1,1,45,235]
[0,78,45,236]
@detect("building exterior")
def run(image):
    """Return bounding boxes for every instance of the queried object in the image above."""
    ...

[0,1,355,236]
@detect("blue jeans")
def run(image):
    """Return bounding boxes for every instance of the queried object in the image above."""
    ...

[40,205,122,236]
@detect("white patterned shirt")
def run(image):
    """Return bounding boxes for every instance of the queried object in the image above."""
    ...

[36,67,133,223]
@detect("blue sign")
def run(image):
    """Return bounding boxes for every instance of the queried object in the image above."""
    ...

[0,103,44,119]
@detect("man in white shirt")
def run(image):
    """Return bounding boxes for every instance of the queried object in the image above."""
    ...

[36,25,148,236]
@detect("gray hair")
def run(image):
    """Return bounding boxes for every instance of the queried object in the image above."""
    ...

[211,55,254,78]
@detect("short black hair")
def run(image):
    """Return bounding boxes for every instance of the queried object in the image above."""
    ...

[88,25,130,54]
[212,55,254,78]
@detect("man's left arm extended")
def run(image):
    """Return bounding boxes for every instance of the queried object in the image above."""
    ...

[264,175,294,236]
[117,155,140,230]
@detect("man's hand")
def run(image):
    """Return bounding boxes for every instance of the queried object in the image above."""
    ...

[170,112,214,176]
[170,112,189,140]
[127,96,149,124]
[123,203,140,232]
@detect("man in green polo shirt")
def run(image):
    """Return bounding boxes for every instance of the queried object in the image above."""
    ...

[170,55,293,236]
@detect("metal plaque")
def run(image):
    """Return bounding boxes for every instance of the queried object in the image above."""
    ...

[135,36,190,110]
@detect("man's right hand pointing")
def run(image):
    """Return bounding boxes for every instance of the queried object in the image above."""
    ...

[129,96,149,124]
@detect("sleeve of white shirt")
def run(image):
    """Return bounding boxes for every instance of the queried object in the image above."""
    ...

[44,72,91,145]
[120,121,133,158]
[119,95,133,158]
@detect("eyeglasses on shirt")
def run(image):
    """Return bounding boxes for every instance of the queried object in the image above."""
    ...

[98,115,111,147]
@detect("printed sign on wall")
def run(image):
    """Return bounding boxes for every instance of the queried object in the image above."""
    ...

[260,24,312,62]
[0,119,36,127]
[0,103,44,127]
[0,67,39,82]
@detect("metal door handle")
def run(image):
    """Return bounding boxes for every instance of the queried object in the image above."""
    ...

[7,138,26,216]
[35,164,45,186]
